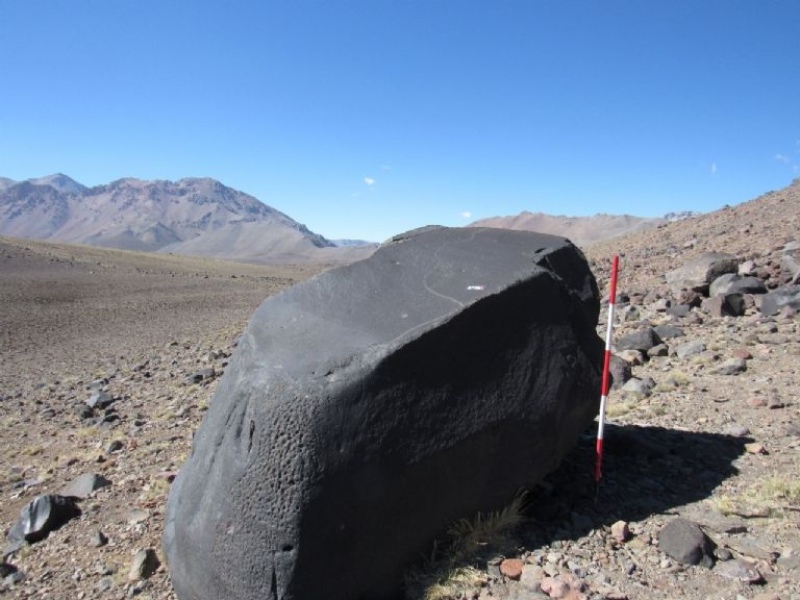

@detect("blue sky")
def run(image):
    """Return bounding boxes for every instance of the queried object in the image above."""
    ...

[1,1,798,242]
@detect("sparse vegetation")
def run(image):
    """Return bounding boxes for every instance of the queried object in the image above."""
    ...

[404,492,527,600]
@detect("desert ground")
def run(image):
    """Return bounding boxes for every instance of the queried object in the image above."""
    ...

[2,183,800,600]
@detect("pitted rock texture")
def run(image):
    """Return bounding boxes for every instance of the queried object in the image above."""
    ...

[163,227,604,600]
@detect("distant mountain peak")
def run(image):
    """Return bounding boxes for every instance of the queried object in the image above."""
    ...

[0,173,341,261]
[28,173,88,194]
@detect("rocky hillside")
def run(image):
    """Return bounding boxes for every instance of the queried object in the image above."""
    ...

[0,175,346,262]
[1,179,799,600]
[469,212,666,245]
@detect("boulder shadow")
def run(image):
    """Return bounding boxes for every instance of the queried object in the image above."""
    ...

[519,422,750,546]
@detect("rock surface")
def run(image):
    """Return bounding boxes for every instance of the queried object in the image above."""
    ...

[164,227,604,600]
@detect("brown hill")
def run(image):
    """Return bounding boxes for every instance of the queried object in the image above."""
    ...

[470,211,666,245]
[0,175,339,261]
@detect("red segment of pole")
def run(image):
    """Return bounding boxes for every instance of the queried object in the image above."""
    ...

[595,255,619,484]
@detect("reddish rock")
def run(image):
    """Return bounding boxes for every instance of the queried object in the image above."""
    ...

[732,348,753,360]
[499,558,524,580]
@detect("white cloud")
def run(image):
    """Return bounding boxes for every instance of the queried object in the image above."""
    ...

[710,162,717,175]
[775,153,791,164]
[364,177,376,186]
[460,211,472,219]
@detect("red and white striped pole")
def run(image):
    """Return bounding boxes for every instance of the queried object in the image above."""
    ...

[595,255,619,485]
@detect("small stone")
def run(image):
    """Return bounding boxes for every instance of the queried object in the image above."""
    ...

[767,395,785,409]
[128,548,160,582]
[621,377,655,396]
[540,576,570,598]
[617,349,644,365]
[651,298,671,312]
[91,530,109,548]
[519,564,545,591]
[675,340,706,359]
[4,569,25,586]
[154,471,178,483]
[744,443,767,455]
[714,547,733,561]
[61,473,112,499]
[727,424,750,437]
[747,397,768,408]
[611,520,631,543]
[732,348,753,360]
[714,357,747,376]
[657,518,715,567]
[128,509,150,525]
[86,391,115,410]
[107,440,125,453]
[713,559,764,583]
[647,343,669,358]
[500,558,524,580]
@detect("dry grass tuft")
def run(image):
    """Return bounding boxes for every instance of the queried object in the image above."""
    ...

[404,492,527,600]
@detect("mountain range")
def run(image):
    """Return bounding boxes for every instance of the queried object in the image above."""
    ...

[1,173,697,263]
[0,174,376,263]
[467,211,687,245]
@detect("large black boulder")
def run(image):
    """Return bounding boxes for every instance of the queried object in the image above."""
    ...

[163,227,604,600]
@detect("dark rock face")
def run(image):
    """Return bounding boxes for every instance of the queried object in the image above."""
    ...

[163,227,604,600]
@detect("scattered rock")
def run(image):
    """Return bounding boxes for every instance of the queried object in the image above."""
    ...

[128,548,160,582]
[61,473,112,499]
[674,340,706,359]
[760,284,800,316]
[621,376,656,396]
[610,520,631,543]
[653,324,684,340]
[86,391,115,410]
[608,355,632,390]
[91,530,109,548]
[657,518,715,567]
[7,495,82,544]
[727,424,750,437]
[709,273,767,297]
[712,558,764,583]
[714,357,747,376]
[744,443,767,455]
[666,252,739,294]
[702,293,745,317]
[615,328,663,355]
[500,558,524,580]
